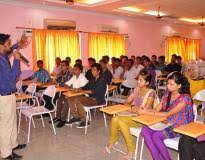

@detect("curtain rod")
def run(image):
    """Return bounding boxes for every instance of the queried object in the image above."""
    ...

[16,27,129,36]
[162,35,201,40]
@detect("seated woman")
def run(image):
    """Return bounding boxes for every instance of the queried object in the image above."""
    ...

[105,69,158,159]
[138,72,194,160]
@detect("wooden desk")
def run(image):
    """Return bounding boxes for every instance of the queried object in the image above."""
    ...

[100,104,131,115]
[112,78,124,84]
[16,94,32,101]
[132,114,166,126]
[174,122,205,138]
[108,85,118,92]
[56,86,69,93]
[63,91,85,98]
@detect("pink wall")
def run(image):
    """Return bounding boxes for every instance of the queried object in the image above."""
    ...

[0,2,204,70]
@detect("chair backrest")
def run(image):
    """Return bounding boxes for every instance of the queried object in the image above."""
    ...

[155,70,162,77]
[41,85,56,110]
[193,104,198,122]
[193,89,205,102]
[16,80,23,93]
[25,83,36,96]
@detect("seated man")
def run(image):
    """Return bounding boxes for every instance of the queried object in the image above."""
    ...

[67,63,107,128]
[100,59,113,85]
[30,60,51,83]
[51,57,61,77]
[85,57,96,81]
[164,54,182,74]
[54,63,88,128]
[54,60,72,87]
[109,58,124,79]
[121,59,138,96]
[143,56,156,89]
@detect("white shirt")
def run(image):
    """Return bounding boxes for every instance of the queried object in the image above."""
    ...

[135,64,144,76]
[65,73,88,89]
[122,66,138,88]
[109,66,124,79]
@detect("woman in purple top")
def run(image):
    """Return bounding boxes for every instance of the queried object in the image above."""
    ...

[137,72,194,160]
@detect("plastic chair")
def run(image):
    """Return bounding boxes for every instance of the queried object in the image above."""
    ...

[83,85,109,134]
[19,85,57,143]
[16,80,23,94]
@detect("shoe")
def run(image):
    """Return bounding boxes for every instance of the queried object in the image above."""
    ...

[13,144,26,151]
[3,152,22,160]
[12,152,22,159]
[49,118,60,124]
[104,145,111,154]
[56,120,66,128]
[65,118,81,126]
[76,122,90,128]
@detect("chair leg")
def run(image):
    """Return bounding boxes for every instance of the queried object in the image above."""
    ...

[49,113,56,135]
[40,115,45,128]
[85,111,89,134]
[89,110,92,121]
[139,138,144,160]
[177,153,179,160]
[67,108,71,121]
[27,118,32,143]
[18,109,22,134]
[134,137,139,160]
[103,113,107,128]
[31,117,36,128]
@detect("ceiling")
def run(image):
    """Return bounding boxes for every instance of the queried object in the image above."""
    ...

[6,0,205,25]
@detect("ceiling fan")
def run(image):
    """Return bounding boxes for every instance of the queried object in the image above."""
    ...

[198,16,205,26]
[155,6,178,19]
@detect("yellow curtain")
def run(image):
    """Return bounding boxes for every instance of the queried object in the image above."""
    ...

[88,33,125,62]
[165,37,186,62]
[186,39,200,61]
[32,29,80,72]
[165,37,200,62]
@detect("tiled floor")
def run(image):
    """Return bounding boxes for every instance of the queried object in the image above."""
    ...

[15,113,178,160]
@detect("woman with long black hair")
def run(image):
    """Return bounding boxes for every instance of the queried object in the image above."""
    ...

[137,72,194,160]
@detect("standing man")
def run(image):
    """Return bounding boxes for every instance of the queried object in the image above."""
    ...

[0,34,26,160]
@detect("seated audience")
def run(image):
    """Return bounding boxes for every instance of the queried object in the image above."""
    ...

[156,55,166,72]
[102,55,110,64]
[121,59,138,96]
[164,54,182,74]
[143,56,156,89]
[109,58,124,79]
[138,72,194,160]
[131,55,135,62]
[120,55,128,69]
[176,55,186,73]
[179,135,205,160]
[151,54,159,69]
[54,63,88,128]
[54,60,72,87]
[100,59,113,85]
[65,56,73,72]
[85,57,96,81]
[29,60,51,83]
[105,69,158,159]
[75,59,82,65]
[135,56,144,75]
[67,63,106,128]
[51,57,61,76]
